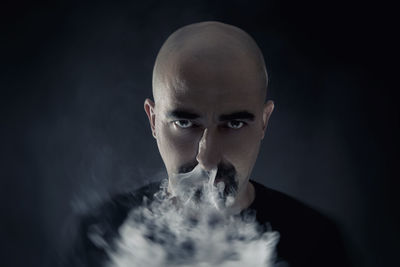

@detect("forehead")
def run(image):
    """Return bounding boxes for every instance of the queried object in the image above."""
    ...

[157,56,264,115]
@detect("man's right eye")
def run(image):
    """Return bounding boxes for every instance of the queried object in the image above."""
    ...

[174,120,193,128]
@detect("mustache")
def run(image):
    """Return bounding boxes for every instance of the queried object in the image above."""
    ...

[178,161,235,177]
[178,161,238,194]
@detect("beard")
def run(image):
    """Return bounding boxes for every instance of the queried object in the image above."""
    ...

[214,162,238,198]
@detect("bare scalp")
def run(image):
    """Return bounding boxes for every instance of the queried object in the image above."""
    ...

[152,21,268,104]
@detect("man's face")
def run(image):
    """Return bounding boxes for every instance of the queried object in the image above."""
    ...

[145,55,272,204]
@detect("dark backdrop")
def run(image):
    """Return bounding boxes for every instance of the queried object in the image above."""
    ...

[1,1,398,267]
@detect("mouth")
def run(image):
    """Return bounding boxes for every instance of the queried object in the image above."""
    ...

[214,177,228,186]
[212,176,238,197]
[175,162,238,203]
[214,177,223,184]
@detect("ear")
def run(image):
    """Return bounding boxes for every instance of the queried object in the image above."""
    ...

[144,98,157,138]
[261,100,274,140]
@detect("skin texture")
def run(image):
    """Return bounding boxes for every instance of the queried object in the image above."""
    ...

[144,21,274,213]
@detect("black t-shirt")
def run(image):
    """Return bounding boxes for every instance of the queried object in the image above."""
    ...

[63,180,351,267]
[249,180,351,266]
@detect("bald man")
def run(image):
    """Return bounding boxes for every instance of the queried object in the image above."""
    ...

[65,22,351,267]
[145,21,273,215]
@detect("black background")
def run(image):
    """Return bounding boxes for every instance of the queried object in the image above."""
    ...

[1,1,398,267]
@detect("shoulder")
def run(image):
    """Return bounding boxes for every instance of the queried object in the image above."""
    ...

[62,181,163,267]
[250,180,331,228]
[249,180,351,267]
[82,181,162,240]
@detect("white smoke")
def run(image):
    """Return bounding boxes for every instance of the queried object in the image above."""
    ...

[106,165,280,267]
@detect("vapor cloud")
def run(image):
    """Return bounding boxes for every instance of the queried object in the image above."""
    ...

[106,165,279,267]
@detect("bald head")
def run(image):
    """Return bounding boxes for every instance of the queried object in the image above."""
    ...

[152,21,268,103]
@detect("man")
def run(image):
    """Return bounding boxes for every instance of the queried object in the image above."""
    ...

[65,21,350,267]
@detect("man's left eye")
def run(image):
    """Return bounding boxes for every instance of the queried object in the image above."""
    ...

[227,120,244,129]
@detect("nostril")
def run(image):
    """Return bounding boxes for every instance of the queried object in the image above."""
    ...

[196,154,219,172]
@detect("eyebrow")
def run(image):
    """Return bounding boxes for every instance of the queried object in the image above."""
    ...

[219,111,255,121]
[167,109,200,119]
[167,109,255,121]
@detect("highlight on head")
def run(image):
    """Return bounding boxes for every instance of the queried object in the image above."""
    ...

[152,21,268,104]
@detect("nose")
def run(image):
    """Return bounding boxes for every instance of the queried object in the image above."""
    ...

[196,128,221,171]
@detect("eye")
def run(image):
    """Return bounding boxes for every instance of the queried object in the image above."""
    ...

[227,120,245,129]
[174,120,194,128]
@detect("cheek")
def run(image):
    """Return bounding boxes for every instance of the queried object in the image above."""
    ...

[156,122,200,168]
[222,127,262,177]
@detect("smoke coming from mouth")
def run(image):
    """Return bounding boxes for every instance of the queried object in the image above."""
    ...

[106,165,280,267]
[175,162,239,206]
